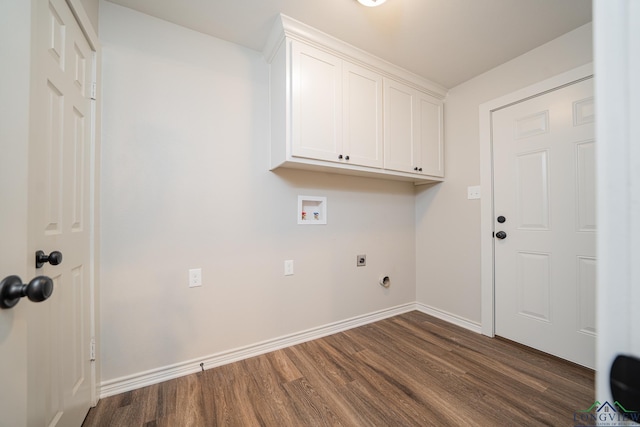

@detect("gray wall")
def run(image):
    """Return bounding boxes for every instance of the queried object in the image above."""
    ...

[99,0,594,385]
[415,23,593,325]
[99,1,417,383]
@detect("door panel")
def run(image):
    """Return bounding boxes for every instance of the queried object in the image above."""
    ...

[44,81,65,233]
[515,150,550,230]
[493,78,596,369]
[516,251,551,322]
[576,140,596,231]
[576,256,596,335]
[28,0,94,424]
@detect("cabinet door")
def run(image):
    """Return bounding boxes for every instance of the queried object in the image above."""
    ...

[384,78,444,176]
[416,93,444,177]
[343,61,383,168]
[383,78,416,173]
[291,41,342,162]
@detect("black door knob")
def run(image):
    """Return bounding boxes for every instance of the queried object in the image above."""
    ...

[497,216,506,223]
[610,354,640,412]
[338,154,343,160]
[0,275,54,309]
[495,231,507,239]
[35,250,63,268]
[345,155,350,160]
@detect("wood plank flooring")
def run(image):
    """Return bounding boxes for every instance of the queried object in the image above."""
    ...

[83,311,594,426]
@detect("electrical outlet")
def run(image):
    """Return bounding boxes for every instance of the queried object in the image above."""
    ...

[467,186,481,200]
[189,268,202,287]
[284,260,294,276]
[357,254,366,267]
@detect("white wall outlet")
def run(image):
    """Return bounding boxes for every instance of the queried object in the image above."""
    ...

[284,260,294,276]
[467,186,481,200]
[189,268,202,287]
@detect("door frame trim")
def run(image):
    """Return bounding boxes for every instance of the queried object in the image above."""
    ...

[64,0,102,407]
[478,63,593,337]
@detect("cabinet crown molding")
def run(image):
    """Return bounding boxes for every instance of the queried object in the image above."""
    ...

[262,14,448,100]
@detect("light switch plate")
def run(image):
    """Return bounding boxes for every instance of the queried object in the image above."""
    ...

[284,260,294,276]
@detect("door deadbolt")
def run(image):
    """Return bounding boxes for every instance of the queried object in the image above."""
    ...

[35,250,63,268]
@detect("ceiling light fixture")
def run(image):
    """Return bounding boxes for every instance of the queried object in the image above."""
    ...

[357,0,387,7]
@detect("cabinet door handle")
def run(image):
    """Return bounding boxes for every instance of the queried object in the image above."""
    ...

[338,154,343,160]
[345,155,350,161]
[418,168,423,172]
[414,167,418,171]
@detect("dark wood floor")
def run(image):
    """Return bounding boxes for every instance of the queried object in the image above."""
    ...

[83,311,594,426]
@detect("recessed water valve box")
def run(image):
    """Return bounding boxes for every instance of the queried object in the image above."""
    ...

[298,196,327,225]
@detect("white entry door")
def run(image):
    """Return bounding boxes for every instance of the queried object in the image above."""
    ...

[27,0,95,424]
[493,77,595,368]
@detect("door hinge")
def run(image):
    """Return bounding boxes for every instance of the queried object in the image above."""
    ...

[90,337,96,361]
[90,82,97,100]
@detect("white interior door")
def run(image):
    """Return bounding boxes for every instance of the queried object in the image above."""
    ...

[594,0,640,405]
[27,0,95,424]
[0,1,31,425]
[493,77,595,368]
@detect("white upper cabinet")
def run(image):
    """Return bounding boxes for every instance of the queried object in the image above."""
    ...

[291,41,383,168]
[291,42,343,163]
[416,92,444,177]
[383,78,444,177]
[383,78,415,173]
[264,14,447,184]
[343,61,384,168]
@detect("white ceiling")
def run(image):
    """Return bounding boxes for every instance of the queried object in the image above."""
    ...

[104,0,592,88]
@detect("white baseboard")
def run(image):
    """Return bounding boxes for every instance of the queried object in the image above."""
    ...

[100,302,482,398]
[414,302,482,334]
[100,302,416,398]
